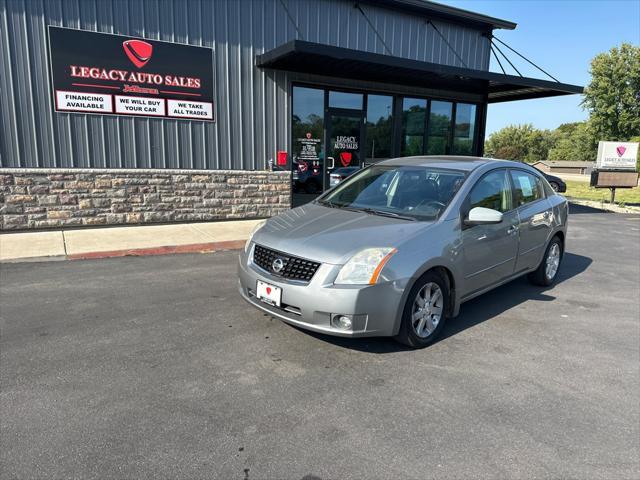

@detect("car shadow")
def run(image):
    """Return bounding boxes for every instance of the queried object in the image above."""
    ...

[568,202,611,215]
[293,251,593,354]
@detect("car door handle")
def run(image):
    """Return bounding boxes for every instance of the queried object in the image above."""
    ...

[506,225,518,235]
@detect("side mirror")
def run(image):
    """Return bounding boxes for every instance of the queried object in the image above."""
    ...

[465,206,503,226]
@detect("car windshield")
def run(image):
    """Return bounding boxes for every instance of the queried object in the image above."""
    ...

[317,165,466,221]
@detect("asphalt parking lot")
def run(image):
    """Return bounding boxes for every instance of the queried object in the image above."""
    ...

[1,205,639,479]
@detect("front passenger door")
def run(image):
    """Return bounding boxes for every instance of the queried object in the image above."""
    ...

[461,169,519,297]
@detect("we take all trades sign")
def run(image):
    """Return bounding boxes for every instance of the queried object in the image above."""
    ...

[48,26,214,121]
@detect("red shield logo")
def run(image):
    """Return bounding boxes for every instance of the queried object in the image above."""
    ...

[306,132,312,139]
[123,40,153,68]
[339,151,352,167]
[617,146,627,157]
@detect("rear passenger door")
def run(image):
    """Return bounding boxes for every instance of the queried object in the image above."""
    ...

[461,169,519,296]
[510,169,553,273]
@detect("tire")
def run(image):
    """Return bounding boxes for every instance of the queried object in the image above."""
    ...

[394,270,450,348]
[528,236,563,286]
[549,182,560,192]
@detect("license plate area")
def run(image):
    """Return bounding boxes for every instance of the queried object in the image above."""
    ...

[256,280,282,307]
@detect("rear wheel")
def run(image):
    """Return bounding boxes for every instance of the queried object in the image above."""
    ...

[549,181,560,192]
[395,270,449,348]
[528,236,563,286]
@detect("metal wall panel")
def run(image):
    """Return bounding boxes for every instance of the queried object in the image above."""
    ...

[0,0,491,170]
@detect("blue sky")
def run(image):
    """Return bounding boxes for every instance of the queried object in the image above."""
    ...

[439,0,640,136]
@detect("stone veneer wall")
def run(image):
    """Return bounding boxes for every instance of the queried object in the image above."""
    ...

[0,169,291,230]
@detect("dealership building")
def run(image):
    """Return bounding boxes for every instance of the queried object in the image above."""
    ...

[0,0,582,230]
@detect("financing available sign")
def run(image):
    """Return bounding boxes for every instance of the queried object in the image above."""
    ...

[596,141,639,170]
[48,26,214,121]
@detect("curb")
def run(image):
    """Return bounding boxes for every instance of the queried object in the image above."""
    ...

[67,239,246,260]
[2,239,246,263]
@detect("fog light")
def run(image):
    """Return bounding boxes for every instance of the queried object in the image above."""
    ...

[332,314,353,330]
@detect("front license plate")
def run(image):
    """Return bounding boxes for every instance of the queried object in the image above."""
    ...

[256,280,282,307]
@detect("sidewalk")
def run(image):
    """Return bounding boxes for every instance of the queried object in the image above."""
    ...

[0,219,261,262]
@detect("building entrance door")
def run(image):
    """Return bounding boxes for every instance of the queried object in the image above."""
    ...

[325,108,364,191]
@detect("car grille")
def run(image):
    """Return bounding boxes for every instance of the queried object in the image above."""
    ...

[253,244,320,282]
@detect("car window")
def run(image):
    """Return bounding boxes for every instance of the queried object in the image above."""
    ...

[540,175,557,197]
[319,165,466,221]
[510,170,544,207]
[468,169,511,213]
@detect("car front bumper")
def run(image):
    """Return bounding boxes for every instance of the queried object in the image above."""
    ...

[237,245,406,337]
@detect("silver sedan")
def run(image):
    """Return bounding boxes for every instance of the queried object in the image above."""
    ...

[238,156,568,348]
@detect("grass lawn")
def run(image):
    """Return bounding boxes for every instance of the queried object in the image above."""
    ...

[564,180,640,205]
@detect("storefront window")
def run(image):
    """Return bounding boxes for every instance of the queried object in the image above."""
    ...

[401,97,427,156]
[452,103,477,155]
[365,95,393,162]
[426,100,453,155]
[292,87,324,197]
[329,91,363,110]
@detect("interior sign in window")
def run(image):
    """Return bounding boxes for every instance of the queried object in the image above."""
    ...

[48,26,214,121]
[334,136,359,150]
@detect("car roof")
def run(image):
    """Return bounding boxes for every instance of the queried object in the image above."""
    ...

[378,155,519,172]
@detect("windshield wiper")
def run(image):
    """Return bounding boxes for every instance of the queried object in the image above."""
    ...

[317,199,338,208]
[318,200,360,212]
[360,208,416,221]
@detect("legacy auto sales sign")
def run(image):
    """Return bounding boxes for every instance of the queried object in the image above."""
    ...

[596,141,639,170]
[48,26,214,121]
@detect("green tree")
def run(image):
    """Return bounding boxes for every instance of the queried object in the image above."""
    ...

[484,124,553,162]
[525,129,555,162]
[547,122,597,161]
[582,43,640,141]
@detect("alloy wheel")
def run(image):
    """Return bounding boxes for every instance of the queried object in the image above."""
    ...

[411,282,444,338]
[545,243,561,280]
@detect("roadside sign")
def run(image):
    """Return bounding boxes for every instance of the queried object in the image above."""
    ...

[596,141,639,170]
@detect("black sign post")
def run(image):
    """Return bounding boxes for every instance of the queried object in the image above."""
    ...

[48,26,214,121]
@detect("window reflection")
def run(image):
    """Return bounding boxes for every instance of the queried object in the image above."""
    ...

[426,100,452,155]
[401,98,427,156]
[329,91,363,110]
[365,95,393,162]
[452,103,477,155]
[292,86,324,195]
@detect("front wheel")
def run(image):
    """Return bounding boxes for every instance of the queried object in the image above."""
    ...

[395,270,449,348]
[528,236,563,286]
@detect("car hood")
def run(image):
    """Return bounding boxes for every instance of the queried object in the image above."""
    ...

[252,203,434,265]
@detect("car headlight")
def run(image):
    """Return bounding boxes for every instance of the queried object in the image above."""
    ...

[334,248,397,285]
[244,219,267,252]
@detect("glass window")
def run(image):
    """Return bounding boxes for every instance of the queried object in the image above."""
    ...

[292,86,324,190]
[365,95,393,161]
[510,170,544,207]
[319,165,466,221]
[426,101,453,155]
[329,91,363,110]
[469,169,511,213]
[401,98,427,157]
[452,103,477,155]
